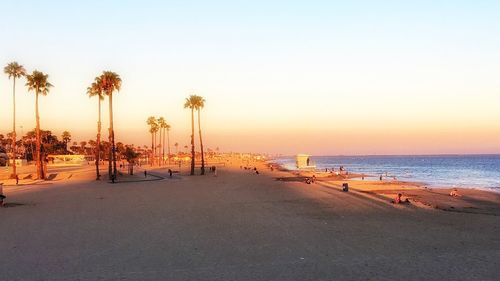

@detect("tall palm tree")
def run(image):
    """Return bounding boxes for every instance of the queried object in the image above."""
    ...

[26,70,53,180]
[147,116,158,165]
[4,62,26,179]
[184,95,199,175]
[99,71,121,181]
[194,96,206,175]
[87,77,104,180]
[158,117,166,165]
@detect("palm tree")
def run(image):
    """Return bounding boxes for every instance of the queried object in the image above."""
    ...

[184,96,197,175]
[26,70,53,180]
[4,62,26,179]
[99,71,121,181]
[194,96,206,175]
[158,117,166,165]
[147,116,158,165]
[87,77,104,180]
[61,131,71,153]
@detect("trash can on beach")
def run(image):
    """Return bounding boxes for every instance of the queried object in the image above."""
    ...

[342,183,349,192]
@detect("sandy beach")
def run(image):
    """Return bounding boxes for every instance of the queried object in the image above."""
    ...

[0,157,499,280]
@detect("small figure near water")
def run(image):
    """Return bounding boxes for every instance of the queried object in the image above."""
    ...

[392,193,410,204]
[168,169,173,178]
[450,188,461,197]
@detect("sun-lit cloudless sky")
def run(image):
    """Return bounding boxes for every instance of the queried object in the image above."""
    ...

[1,0,500,155]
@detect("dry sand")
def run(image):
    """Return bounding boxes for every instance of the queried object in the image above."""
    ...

[0,158,499,280]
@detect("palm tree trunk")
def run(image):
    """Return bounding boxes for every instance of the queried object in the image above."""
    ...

[109,93,117,180]
[159,129,162,166]
[35,89,42,179]
[162,127,166,166]
[197,109,205,175]
[151,133,154,165]
[154,131,157,166]
[11,77,17,178]
[95,98,101,180]
[167,128,171,164]
[190,107,195,175]
[108,132,112,179]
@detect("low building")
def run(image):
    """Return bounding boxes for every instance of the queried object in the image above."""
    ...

[296,154,316,170]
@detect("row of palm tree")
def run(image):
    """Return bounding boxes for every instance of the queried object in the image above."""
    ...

[184,95,206,175]
[146,116,171,166]
[4,62,53,180]
[158,117,171,165]
[5,62,207,181]
[86,71,121,181]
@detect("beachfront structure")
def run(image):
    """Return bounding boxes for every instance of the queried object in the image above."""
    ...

[296,154,316,170]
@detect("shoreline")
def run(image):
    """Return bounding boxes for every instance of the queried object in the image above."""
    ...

[267,160,500,194]
[266,160,500,216]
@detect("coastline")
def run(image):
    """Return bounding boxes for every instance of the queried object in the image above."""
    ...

[267,160,500,216]
[268,155,500,193]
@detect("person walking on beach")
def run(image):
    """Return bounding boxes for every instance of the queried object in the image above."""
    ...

[168,169,173,178]
[144,170,147,178]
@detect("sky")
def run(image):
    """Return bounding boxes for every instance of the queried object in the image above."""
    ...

[1,0,500,155]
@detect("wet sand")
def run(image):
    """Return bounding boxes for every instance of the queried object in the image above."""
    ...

[287,166,500,216]
[1,159,499,280]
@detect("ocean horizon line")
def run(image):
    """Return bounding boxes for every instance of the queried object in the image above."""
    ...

[275,153,500,158]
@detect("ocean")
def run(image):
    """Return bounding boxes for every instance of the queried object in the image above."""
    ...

[272,155,500,192]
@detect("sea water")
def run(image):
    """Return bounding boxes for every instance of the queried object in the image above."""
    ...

[273,155,500,192]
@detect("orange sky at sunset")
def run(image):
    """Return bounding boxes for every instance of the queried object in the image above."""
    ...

[2,1,500,155]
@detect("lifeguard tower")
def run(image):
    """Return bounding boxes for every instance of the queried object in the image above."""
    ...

[296,154,316,170]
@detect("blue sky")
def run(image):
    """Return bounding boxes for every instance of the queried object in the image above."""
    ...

[1,1,500,154]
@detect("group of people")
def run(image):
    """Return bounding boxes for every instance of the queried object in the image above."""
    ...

[324,166,349,176]
[305,175,316,184]
[450,188,461,197]
[209,166,218,176]
[241,166,259,175]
